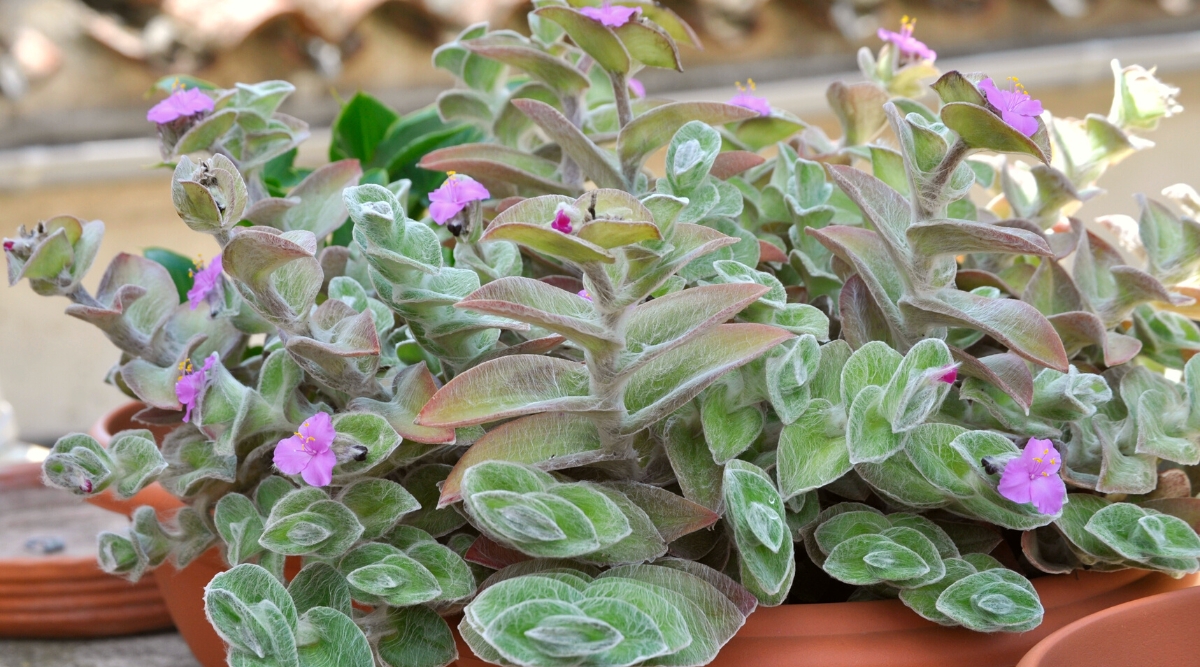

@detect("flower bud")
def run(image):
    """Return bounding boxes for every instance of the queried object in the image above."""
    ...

[4,216,103,296]
[171,154,248,235]
[1109,60,1182,131]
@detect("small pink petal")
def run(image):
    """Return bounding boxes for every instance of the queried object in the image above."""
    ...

[729,92,771,117]
[147,88,214,124]
[300,412,336,450]
[628,78,646,98]
[580,3,641,27]
[937,366,958,384]
[273,436,312,475]
[552,210,573,234]
[429,201,464,225]
[301,448,337,487]
[1029,475,1066,514]
[578,290,592,301]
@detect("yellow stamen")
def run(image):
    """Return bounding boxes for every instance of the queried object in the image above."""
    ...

[1042,472,1049,476]
[1034,458,1043,463]
[1042,448,1049,455]
[748,78,756,91]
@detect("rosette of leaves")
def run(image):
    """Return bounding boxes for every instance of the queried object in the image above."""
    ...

[414,184,792,498]
[422,6,761,196]
[460,559,755,667]
[805,503,1043,632]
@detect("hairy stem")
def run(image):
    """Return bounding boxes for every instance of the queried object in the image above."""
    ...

[918,139,970,220]
[609,71,633,130]
[581,262,635,457]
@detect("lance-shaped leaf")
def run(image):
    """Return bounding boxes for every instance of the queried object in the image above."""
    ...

[623,282,770,373]
[458,276,618,350]
[701,379,764,464]
[951,350,1035,412]
[827,81,889,146]
[1138,194,1200,285]
[808,226,906,333]
[622,324,793,434]
[777,399,852,500]
[484,223,616,264]
[664,417,724,512]
[418,355,598,427]
[617,103,759,174]
[940,102,1049,163]
[347,363,455,444]
[377,605,459,667]
[536,6,630,74]
[438,412,609,507]
[1073,226,1189,328]
[618,223,739,306]
[724,460,794,605]
[614,20,680,70]
[204,564,298,665]
[710,151,766,180]
[244,160,362,240]
[826,164,913,265]
[908,219,1053,258]
[223,229,322,328]
[606,481,719,543]
[337,479,420,540]
[287,300,381,396]
[900,290,1069,371]
[513,99,625,190]
[214,493,265,565]
[64,253,178,357]
[464,37,590,96]
[420,144,576,196]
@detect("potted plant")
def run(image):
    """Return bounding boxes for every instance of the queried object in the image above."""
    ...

[9,3,1200,666]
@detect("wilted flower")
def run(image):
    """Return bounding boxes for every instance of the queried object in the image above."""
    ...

[273,412,337,487]
[187,254,223,311]
[1109,61,1182,131]
[175,353,218,423]
[552,210,573,234]
[580,2,641,28]
[979,77,1043,138]
[730,80,771,117]
[147,88,214,124]
[877,16,936,63]
[429,172,490,225]
[998,438,1067,514]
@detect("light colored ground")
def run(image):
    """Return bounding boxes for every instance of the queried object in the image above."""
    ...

[0,71,1197,443]
[0,632,200,667]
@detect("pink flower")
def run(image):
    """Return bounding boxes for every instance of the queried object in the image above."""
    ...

[175,353,218,423]
[3,240,13,252]
[877,16,936,63]
[936,365,958,384]
[428,172,490,225]
[552,210,573,234]
[147,88,215,124]
[979,77,1044,138]
[580,2,641,28]
[998,438,1067,514]
[628,78,646,98]
[187,254,223,311]
[730,80,771,117]
[273,412,337,487]
[578,290,592,301]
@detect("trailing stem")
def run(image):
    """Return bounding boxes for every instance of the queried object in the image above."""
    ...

[580,262,635,458]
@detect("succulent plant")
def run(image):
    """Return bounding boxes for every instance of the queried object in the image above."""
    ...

[11,5,1200,667]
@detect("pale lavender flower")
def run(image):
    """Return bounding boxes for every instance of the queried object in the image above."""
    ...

[877,16,936,63]
[730,80,771,116]
[979,77,1044,138]
[998,438,1067,514]
[274,412,337,487]
[429,172,490,225]
[147,88,214,124]
[175,353,218,423]
[187,254,223,311]
[580,2,641,28]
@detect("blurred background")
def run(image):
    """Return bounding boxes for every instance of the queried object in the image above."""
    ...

[1,0,1199,447]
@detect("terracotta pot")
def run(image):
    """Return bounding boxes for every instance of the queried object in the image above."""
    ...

[0,462,173,638]
[1018,584,1200,667]
[89,401,229,667]
[90,402,1200,667]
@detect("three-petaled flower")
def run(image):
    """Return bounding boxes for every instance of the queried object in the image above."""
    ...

[979,77,1044,138]
[187,254,223,311]
[877,16,936,63]
[429,172,490,225]
[273,412,337,487]
[147,88,215,125]
[998,438,1067,514]
[580,2,641,28]
[730,80,771,117]
[175,352,218,423]
[552,210,573,234]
